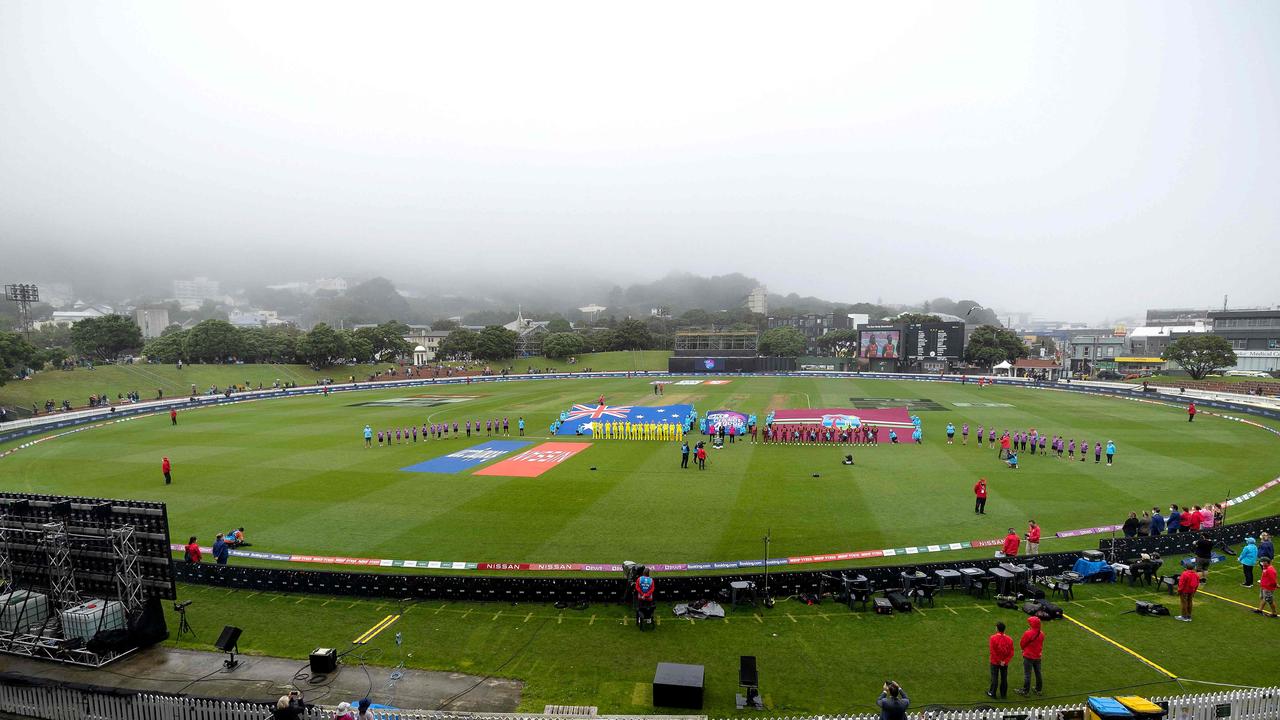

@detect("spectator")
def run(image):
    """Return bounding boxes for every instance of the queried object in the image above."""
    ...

[1177,566,1200,622]
[1167,505,1182,534]
[183,536,201,563]
[333,702,356,720]
[987,621,1013,699]
[1014,616,1044,696]
[876,682,909,720]
[1256,557,1277,618]
[1122,512,1139,538]
[1259,532,1274,563]
[1001,528,1020,558]
[272,691,305,720]
[1200,504,1215,530]
[1185,506,1203,533]
[212,533,230,566]
[1240,537,1259,587]
[1150,507,1165,535]
[356,699,374,720]
[1138,511,1151,537]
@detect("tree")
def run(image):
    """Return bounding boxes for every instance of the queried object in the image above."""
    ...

[299,323,349,367]
[142,331,189,363]
[69,315,144,360]
[240,326,300,363]
[758,326,807,357]
[430,318,460,331]
[1028,337,1058,358]
[475,326,517,360]
[342,330,375,363]
[355,321,412,361]
[542,332,586,359]
[1163,335,1237,380]
[611,318,652,350]
[816,328,860,357]
[546,316,573,333]
[184,319,243,362]
[583,329,615,353]
[438,329,478,360]
[0,331,36,384]
[897,313,943,325]
[964,325,1029,367]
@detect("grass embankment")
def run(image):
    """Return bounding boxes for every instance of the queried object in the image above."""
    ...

[0,352,672,413]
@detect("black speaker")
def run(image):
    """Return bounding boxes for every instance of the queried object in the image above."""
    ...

[310,647,337,674]
[214,625,242,652]
[129,596,169,647]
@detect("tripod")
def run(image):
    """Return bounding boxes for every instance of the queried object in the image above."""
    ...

[175,604,196,640]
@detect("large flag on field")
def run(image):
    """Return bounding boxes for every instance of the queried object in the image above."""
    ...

[555,403,694,436]
[770,407,914,429]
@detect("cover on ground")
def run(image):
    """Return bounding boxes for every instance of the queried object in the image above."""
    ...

[771,407,914,429]
[554,403,694,436]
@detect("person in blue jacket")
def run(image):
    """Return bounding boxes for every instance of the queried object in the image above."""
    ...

[1150,507,1166,535]
[889,429,899,444]
[1259,532,1274,562]
[1105,440,1116,466]
[212,533,230,566]
[945,423,956,444]
[363,424,373,448]
[912,427,923,444]
[1240,537,1259,587]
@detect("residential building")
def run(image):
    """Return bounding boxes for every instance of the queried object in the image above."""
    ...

[172,277,222,308]
[409,329,452,364]
[746,286,768,315]
[134,306,171,339]
[228,309,285,328]
[1125,323,1209,358]
[1210,308,1280,372]
[38,304,113,328]
[767,312,856,353]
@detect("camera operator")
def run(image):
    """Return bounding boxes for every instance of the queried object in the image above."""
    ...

[876,681,909,720]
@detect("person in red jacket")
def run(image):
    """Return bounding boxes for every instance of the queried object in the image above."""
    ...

[974,478,988,514]
[999,433,1012,459]
[1001,529,1020,558]
[1025,521,1042,555]
[1256,557,1277,618]
[1188,402,1196,423]
[1177,566,1200,621]
[987,621,1014,698]
[1015,616,1044,696]
[170,408,178,426]
[162,456,172,485]
[183,535,201,563]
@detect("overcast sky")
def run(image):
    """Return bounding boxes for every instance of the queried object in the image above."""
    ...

[2,1,1277,321]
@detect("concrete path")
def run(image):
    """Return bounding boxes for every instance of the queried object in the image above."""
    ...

[1,645,522,713]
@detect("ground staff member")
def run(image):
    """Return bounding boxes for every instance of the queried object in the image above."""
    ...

[1014,616,1044,696]
[162,456,172,485]
[974,478,988,514]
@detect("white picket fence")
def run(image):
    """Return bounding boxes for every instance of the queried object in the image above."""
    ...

[0,682,1277,720]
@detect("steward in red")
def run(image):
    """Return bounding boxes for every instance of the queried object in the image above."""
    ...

[1177,567,1200,621]
[987,621,1014,698]
[974,478,988,515]
[1016,616,1044,695]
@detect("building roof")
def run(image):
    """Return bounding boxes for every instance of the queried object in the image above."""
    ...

[1128,324,1207,338]
[1013,358,1060,368]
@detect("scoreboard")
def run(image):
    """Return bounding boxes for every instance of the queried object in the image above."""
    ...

[906,322,965,360]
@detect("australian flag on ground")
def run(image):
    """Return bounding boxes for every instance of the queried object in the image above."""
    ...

[554,403,696,436]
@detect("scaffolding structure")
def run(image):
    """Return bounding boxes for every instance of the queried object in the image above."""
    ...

[111,525,144,615]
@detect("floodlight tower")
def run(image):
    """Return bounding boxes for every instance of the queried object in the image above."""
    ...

[4,284,40,340]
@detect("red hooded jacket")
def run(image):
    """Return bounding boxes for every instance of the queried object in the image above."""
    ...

[1019,616,1044,660]
[1002,532,1020,557]
[1178,568,1200,594]
[989,632,1013,665]
[162,457,171,473]
[974,480,987,499]
[1027,525,1041,544]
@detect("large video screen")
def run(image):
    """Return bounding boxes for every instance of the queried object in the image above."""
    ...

[907,322,965,360]
[859,329,901,358]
